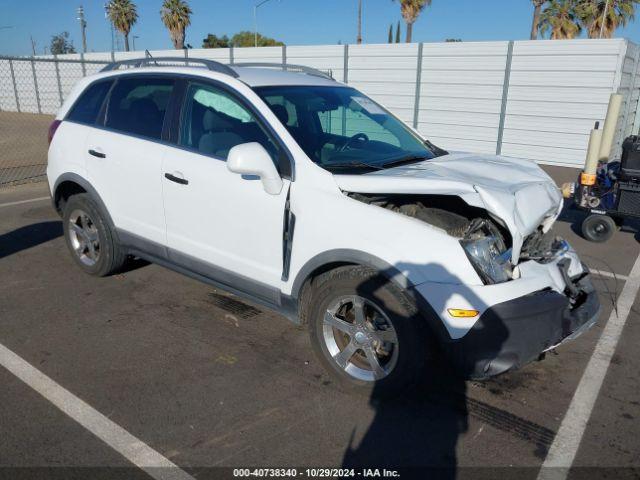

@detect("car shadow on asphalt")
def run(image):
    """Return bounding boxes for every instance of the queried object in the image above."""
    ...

[0,221,62,259]
[341,263,508,477]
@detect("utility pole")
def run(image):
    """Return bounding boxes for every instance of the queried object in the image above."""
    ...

[357,0,362,44]
[77,5,87,53]
[254,0,279,48]
[133,35,139,51]
[104,3,115,52]
[30,35,36,56]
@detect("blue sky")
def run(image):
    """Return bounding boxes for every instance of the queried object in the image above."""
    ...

[2,0,640,55]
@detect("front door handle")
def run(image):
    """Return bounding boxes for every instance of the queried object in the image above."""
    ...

[164,173,189,185]
[88,149,106,158]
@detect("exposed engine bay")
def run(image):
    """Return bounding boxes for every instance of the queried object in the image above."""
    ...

[347,192,569,283]
[346,192,502,239]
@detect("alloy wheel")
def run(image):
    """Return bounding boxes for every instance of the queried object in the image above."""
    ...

[322,295,399,382]
[68,209,100,267]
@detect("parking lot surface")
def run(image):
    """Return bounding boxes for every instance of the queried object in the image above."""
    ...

[0,173,639,479]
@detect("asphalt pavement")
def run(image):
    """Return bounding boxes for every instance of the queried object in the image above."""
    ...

[0,174,638,480]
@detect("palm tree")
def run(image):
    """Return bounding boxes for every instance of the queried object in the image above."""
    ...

[531,0,548,39]
[106,0,138,52]
[577,0,638,38]
[393,0,432,43]
[160,0,193,50]
[539,0,582,39]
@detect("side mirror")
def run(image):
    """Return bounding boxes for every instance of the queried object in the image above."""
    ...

[227,142,284,195]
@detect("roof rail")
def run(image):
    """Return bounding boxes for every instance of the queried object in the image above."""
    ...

[231,62,334,81]
[100,56,239,78]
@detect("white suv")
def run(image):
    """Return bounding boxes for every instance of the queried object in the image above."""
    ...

[47,57,599,395]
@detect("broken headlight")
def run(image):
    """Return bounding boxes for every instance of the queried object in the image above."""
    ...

[461,219,512,284]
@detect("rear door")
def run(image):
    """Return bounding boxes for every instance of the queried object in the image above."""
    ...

[161,79,291,293]
[85,75,175,247]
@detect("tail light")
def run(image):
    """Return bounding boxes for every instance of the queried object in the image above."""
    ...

[48,120,62,145]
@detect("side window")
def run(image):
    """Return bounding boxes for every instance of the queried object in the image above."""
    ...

[66,80,113,125]
[179,82,279,161]
[105,77,174,140]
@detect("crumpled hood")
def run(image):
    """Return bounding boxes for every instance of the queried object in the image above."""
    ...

[334,152,563,263]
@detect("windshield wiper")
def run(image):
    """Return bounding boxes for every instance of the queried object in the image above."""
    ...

[323,161,384,171]
[425,140,448,157]
[381,155,430,169]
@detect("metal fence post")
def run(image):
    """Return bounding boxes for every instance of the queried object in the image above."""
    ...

[496,41,514,156]
[342,44,349,136]
[282,45,286,69]
[8,59,20,113]
[110,50,115,62]
[343,44,349,84]
[30,56,42,114]
[413,43,424,129]
[229,45,234,65]
[80,52,86,76]
[54,54,64,107]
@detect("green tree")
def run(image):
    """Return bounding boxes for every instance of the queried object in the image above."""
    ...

[106,0,138,51]
[392,0,432,43]
[531,0,548,39]
[50,32,76,55]
[202,34,230,48]
[388,24,393,43]
[231,31,284,47]
[539,0,582,39]
[395,21,401,42]
[577,0,639,38]
[161,0,192,49]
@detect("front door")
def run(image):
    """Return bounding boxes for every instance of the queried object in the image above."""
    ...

[162,80,290,293]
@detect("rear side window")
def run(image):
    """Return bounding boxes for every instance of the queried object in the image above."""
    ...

[66,80,113,125]
[105,77,174,140]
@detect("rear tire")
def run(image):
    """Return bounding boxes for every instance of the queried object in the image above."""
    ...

[307,266,434,397]
[62,194,126,276]
[581,214,616,243]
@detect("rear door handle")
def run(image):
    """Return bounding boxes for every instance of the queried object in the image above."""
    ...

[164,173,189,185]
[88,149,106,158]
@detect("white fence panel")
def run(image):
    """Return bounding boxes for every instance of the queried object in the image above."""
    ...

[2,39,640,169]
[501,39,628,167]
[417,41,509,155]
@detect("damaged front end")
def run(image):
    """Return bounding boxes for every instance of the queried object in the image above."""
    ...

[346,192,570,285]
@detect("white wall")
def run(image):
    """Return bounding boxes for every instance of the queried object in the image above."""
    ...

[1,39,638,168]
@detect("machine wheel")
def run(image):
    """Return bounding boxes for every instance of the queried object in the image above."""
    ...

[581,214,616,243]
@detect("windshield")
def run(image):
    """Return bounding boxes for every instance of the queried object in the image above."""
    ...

[254,85,439,172]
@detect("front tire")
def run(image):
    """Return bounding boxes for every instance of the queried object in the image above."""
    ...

[307,266,434,396]
[63,194,126,276]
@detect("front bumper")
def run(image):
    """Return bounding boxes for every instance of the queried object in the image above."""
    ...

[442,274,600,379]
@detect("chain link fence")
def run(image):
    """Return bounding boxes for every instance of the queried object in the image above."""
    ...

[0,55,108,187]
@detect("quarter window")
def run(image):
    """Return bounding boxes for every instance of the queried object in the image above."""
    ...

[179,82,279,161]
[105,77,174,140]
[66,80,113,125]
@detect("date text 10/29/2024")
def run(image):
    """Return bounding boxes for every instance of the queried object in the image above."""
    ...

[233,469,401,478]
